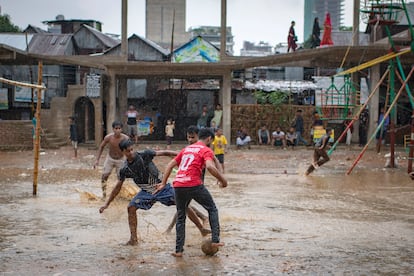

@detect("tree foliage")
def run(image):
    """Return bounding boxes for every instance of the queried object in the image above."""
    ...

[254,90,288,106]
[0,14,21,32]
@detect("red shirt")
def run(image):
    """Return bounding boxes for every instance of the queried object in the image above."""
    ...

[173,141,214,188]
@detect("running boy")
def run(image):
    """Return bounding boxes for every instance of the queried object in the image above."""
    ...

[94,121,129,198]
[305,128,332,176]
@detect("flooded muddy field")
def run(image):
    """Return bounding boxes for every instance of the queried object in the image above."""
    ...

[1,144,413,275]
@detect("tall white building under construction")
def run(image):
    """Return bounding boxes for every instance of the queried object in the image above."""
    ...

[145,0,188,49]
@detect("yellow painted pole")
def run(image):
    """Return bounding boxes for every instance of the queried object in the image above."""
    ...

[335,48,411,77]
[33,61,43,196]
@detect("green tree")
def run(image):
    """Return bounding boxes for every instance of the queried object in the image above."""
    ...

[0,14,21,32]
[254,90,288,106]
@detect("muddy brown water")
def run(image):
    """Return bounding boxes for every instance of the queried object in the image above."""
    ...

[1,145,413,275]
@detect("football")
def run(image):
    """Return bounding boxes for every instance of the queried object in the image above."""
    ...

[201,239,219,256]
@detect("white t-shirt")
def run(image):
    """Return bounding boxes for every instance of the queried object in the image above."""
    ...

[272,131,285,140]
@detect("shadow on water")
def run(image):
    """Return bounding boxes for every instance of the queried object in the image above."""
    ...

[0,149,414,274]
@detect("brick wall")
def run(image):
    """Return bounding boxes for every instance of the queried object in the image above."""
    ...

[0,120,34,150]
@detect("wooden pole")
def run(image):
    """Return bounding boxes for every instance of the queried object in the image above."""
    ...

[408,111,414,177]
[170,9,175,61]
[0,77,45,90]
[33,61,43,196]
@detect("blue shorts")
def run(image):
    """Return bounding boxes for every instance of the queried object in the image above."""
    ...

[128,183,175,210]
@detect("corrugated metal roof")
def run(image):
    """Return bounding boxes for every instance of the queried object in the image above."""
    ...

[23,25,48,34]
[0,33,34,51]
[28,33,73,55]
[104,34,169,56]
[80,24,120,48]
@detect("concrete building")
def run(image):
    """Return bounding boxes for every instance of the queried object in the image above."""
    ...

[240,41,273,57]
[145,0,188,49]
[43,14,102,34]
[304,0,345,41]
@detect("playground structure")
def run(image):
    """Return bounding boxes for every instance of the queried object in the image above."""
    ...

[317,0,414,178]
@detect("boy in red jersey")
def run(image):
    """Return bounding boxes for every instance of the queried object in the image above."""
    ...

[156,128,228,257]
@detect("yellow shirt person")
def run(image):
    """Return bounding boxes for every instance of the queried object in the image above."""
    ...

[212,128,227,172]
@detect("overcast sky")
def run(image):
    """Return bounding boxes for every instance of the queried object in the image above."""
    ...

[1,0,357,55]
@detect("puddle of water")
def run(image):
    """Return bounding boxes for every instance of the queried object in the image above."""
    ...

[1,147,414,275]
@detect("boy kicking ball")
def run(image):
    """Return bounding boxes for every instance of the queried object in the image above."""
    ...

[305,128,332,176]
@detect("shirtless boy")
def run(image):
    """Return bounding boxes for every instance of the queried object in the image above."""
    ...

[94,121,129,198]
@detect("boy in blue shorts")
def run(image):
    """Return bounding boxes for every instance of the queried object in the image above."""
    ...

[99,139,210,245]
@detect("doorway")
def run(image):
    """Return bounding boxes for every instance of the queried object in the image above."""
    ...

[74,97,95,143]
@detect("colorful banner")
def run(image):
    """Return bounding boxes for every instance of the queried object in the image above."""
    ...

[137,120,151,136]
[14,85,45,103]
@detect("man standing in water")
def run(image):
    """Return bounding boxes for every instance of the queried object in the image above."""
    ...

[156,128,228,257]
[94,121,129,198]
[99,139,210,245]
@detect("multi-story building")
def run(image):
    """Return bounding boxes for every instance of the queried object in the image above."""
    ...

[145,0,188,49]
[304,0,344,41]
[240,41,273,57]
[188,25,234,55]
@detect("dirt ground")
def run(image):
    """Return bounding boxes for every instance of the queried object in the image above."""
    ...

[1,143,413,275]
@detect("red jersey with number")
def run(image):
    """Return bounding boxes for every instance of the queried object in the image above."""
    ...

[173,141,214,188]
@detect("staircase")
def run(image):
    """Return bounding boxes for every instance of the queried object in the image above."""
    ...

[41,129,68,149]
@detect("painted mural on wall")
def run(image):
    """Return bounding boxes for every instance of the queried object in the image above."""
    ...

[172,36,220,63]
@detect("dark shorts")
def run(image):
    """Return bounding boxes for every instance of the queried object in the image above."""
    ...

[166,136,173,145]
[128,183,175,210]
[215,154,224,164]
[274,140,283,146]
[287,139,296,147]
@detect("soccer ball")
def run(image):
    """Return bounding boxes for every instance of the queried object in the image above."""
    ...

[201,239,219,256]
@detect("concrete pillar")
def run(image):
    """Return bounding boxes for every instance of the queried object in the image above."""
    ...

[368,64,380,141]
[93,98,103,146]
[118,77,128,124]
[352,0,360,46]
[121,0,128,61]
[222,71,232,143]
[220,0,227,59]
[107,70,117,133]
